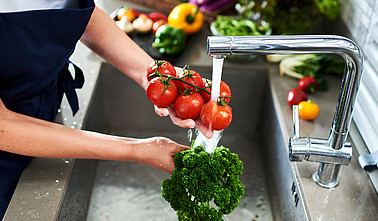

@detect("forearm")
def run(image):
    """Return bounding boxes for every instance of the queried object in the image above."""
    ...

[0,100,188,172]
[0,105,135,161]
[80,6,153,90]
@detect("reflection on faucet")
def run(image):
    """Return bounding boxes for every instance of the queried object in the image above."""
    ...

[207,35,364,188]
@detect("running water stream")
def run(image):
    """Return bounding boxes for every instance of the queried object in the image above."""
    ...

[192,57,225,153]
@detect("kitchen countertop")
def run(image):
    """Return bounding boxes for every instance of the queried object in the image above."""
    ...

[4,0,378,220]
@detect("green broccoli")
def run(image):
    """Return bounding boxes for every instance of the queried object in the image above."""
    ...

[161,145,245,221]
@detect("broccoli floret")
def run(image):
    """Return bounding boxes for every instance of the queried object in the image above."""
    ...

[161,145,245,221]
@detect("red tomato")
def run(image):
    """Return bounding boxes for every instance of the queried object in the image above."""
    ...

[298,76,318,93]
[174,71,204,93]
[200,101,232,131]
[174,93,204,120]
[200,79,231,104]
[146,77,178,108]
[152,20,166,34]
[147,12,168,23]
[287,88,308,106]
[147,60,177,81]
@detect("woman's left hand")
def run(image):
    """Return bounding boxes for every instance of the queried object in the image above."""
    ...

[154,105,213,139]
[153,66,213,138]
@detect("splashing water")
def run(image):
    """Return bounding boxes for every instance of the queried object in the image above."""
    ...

[193,128,223,153]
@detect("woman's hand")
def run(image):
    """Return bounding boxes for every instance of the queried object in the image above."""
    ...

[133,137,189,173]
[154,105,213,138]
[152,66,214,138]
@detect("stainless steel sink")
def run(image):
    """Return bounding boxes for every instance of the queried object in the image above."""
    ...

[58,63,308,220]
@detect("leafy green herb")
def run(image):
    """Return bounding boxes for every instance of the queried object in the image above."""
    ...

[251,0,340,34]
[161,145,245,221]
[292,54,344,90]
[212,15,271,36]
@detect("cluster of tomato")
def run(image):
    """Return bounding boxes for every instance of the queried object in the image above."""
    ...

[146,60,232,131]
[287,76,320,120]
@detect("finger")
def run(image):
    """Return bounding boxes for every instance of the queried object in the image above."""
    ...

[154,106,169,117]
[167,106,195,128]
[195,120,213,138]
[176,144,190,152]
[174,67,183,77]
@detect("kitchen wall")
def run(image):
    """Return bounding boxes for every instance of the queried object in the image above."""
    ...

[340,0,378,154]
[339,0,377,50]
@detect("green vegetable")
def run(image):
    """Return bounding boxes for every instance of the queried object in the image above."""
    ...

[313,0,340,20]
[292,54,344,78]
[152,24,186,56]
[252,0,340,34]
[212,15,271,36]
[161,145,245,221]
[280,54,344,90]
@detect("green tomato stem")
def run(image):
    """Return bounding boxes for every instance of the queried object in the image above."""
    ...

[149,72,211,95]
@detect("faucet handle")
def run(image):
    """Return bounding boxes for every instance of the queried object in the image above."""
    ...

[292,105,300,139]
[289,105,353,165]
[289,105,309,162]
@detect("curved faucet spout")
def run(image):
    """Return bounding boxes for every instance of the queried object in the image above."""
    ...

[207,35,364,188]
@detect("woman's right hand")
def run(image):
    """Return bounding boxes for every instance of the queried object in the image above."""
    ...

[132,137,189,173]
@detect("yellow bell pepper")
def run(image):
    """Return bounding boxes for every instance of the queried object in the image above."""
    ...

[168,3,204,35]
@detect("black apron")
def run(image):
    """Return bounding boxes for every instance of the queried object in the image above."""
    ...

[0,0,95,217]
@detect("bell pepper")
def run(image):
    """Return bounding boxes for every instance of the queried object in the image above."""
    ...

[117,6,136,22]
[152,25,186,56]
[168,3,204,35]
[298,100,320,120]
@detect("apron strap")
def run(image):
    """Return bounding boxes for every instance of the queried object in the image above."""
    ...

[57,61,84,116]
[54,61,84,115]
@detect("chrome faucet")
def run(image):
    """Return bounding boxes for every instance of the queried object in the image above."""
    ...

[207,35,364,188]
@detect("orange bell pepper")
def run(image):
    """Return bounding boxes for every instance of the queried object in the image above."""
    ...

[168,3,204,35]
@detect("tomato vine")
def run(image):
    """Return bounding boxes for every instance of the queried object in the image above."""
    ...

[148,64,231,102]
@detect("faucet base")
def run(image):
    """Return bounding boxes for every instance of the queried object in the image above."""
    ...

[313,172,339,188]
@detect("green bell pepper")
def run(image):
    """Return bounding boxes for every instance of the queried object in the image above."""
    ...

[152,25,186,56]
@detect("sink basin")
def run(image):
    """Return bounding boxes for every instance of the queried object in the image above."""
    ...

[58,63,308,220]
